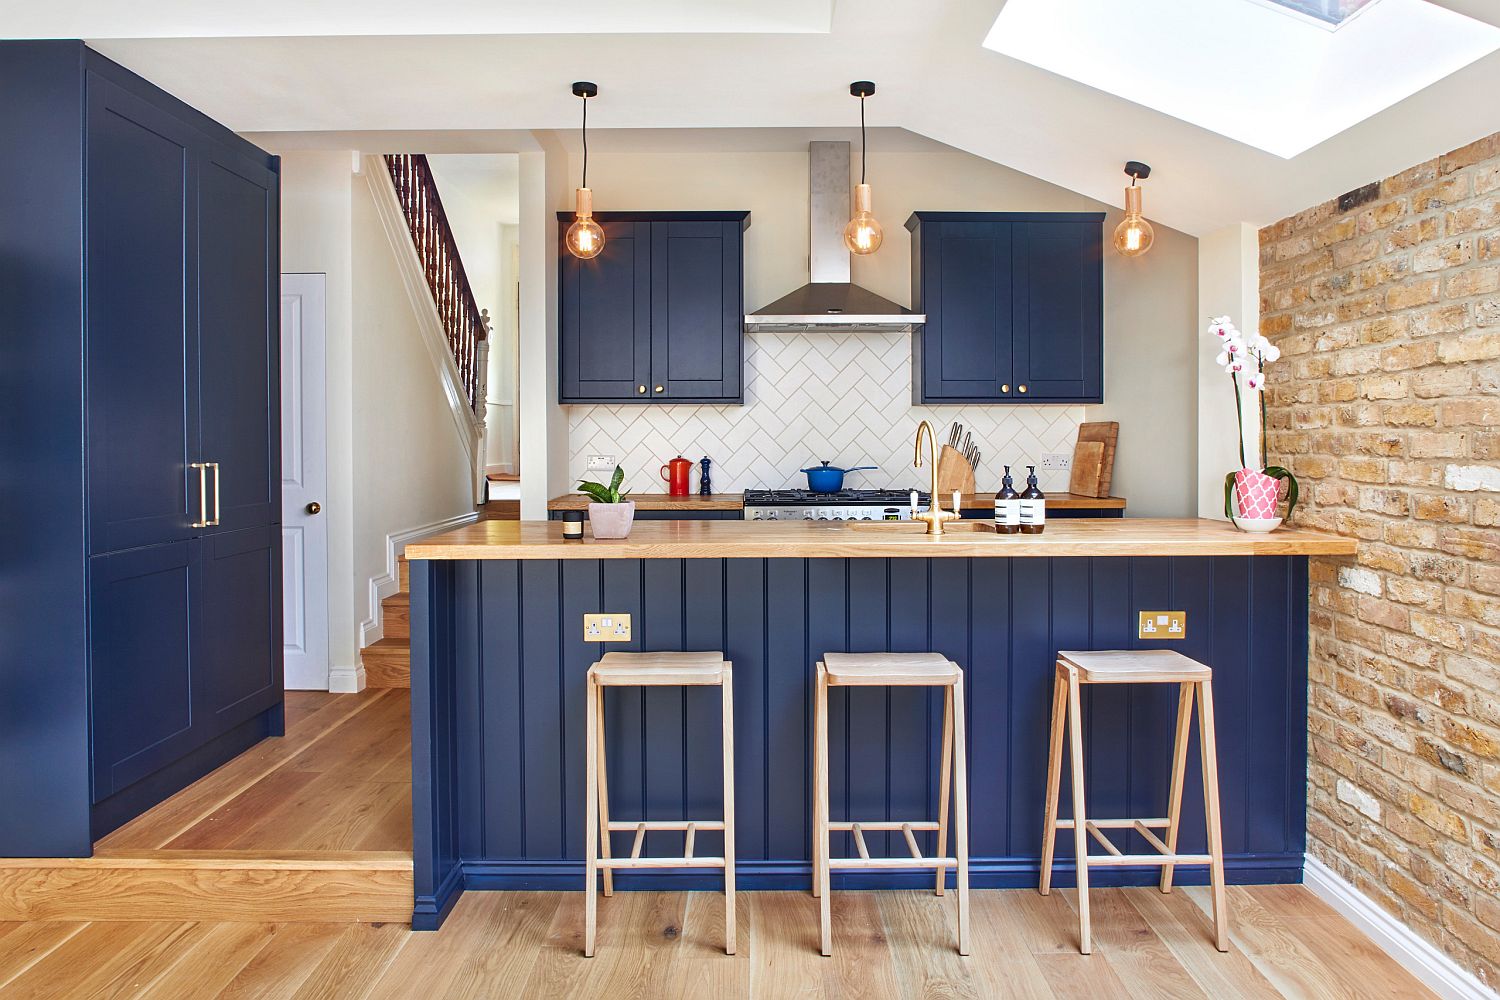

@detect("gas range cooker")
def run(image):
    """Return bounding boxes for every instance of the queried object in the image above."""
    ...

[743,489,931,522]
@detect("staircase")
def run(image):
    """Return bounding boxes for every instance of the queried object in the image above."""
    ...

[362,557,412,688]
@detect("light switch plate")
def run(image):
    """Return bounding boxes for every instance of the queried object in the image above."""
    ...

[1041,452,1072,471]
[1138,611,1187,640]
[585,454,617,472]
[584,613,632,642]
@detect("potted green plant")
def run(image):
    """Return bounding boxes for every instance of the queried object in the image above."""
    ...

[577,465,635,539]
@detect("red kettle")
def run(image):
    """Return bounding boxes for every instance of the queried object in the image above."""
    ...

[660,456,693,496]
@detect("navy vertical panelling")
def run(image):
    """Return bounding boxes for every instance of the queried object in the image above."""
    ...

[1008,559,1052,858]
[1249,558,1294,854]
[641,559,686,857]
[683,559,727,859]
[725,560,768,861]
[764,560,809,860]
[806,560,850,859]
[1210,556,1251,858]
[928,559,971,862]
[560,560,601,860]
[968,558,1011,858]
[887,559,931,854]
[846,560,889,856]
[453,561,483,862]
[480,562,524,858]
[601,560,646,856]
[426,555,1313,921]
[520,561,564,857]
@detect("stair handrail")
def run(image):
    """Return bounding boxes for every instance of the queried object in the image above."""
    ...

[382,153,488,412]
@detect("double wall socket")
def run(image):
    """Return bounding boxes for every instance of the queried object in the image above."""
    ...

[1040,452,1072,471]
[1138,611,1187,639]
[585,454,617,472]
[584,613,632,642]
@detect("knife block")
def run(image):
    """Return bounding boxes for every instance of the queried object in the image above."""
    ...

[936,445,976,496]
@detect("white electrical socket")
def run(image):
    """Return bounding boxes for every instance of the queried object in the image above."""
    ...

[1040,452,1072,471]
[585,454,617,472]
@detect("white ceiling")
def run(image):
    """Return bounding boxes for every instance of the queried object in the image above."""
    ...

[12,0,1500,235]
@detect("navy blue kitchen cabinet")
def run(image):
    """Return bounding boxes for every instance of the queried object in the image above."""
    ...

[559,212,749,404]
[0,41,283,855]
[907,213,1104,404]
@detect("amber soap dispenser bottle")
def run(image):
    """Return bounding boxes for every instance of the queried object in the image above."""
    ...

[995,465,1021,534]
[1019,465,1046,534]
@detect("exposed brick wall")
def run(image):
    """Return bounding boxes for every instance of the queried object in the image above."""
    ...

[1259,132,1500,987]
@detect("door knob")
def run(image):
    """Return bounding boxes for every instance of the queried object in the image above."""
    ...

[637,385,646,394]
[1001,383,1010,393]
[1019,384,1028,393]
[654,385,664,393]
[306,501,322,515]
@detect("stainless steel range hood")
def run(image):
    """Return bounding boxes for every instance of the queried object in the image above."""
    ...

[745,141,925,333]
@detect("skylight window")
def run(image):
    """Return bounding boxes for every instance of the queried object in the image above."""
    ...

[1253,0,1381,28]
[983,0,1500,158]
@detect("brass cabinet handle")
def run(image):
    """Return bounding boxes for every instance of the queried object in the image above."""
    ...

[654,385,664,393]
[637,385,647,394]
[1019,384,1028,393]
[306,501,322,515]
[1001,383,1010,393]
[209,462,221,525]
[191,462,210,527]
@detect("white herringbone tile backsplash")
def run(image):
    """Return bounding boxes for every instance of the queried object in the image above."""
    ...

[567,331,1083,494]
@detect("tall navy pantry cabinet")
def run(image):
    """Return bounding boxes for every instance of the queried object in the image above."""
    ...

[906,212,1104,404]
[0,41,283,854]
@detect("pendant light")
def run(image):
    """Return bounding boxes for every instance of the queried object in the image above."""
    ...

[565,81,604,260]
[1113,161,1154,258]
[843,81,883,256]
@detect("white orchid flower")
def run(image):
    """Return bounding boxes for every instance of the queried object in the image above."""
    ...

[1215,351,1230,367]
[1244,372,1264,392]
[1263,344,1281,363]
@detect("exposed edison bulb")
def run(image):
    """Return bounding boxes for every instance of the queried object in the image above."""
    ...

[566,187,605,260]
[843,183,884,255]
[1113,184,1154,258]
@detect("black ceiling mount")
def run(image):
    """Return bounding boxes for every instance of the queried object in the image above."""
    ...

[572,81,598,99]
[849,81,876,98]
[1124,160,1152,180]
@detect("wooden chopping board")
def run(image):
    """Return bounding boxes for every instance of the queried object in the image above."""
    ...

[1069,421,1119,497]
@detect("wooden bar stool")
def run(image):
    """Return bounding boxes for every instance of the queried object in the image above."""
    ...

[812,652,969,957]
[1039,649,1227,955]
[585,651,735,958]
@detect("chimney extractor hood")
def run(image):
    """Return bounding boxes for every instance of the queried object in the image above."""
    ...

[745,141,924,333]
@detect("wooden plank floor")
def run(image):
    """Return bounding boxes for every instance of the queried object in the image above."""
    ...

[0,690,413,924]
[0,886,1434,998]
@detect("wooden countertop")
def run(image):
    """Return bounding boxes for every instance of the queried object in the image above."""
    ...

[406,518,1356,561]
[547,492,1124,511]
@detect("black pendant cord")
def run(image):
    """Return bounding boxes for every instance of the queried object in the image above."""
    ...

[581,94,589,189]
[859,95,867,184]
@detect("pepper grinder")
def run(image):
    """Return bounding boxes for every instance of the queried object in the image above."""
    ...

[699,457,713,495]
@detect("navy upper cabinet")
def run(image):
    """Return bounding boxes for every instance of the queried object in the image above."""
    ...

[907,212,1104,404]
[560,211,748,404]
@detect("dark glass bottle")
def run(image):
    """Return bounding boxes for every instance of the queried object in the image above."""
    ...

[1019,465,1047,535]
[995,465,1021,534]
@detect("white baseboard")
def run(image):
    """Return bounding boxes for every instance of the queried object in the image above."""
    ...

[358,510,480,648]
[1303,854,1498,1000]
[328,662,367,694]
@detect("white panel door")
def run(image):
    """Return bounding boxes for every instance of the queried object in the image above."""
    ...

[280,274,329,690]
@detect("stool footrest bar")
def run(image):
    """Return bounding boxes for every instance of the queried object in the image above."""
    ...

[1084,853,1212,867]
[1054,817,1168,830]
[827,856,957,870]
[828,821,939,832]
[598,857,728,870]
[607,820,725,831]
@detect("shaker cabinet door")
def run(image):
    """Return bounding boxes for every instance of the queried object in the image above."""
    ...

[1012,221,1103,403]
[650,220,743,402]
[917,220,1014,401]
[89,540,200,801]
[199,524,283,731]
[560,219,652,401]
[198,143,281,532]
[85,73,201,553]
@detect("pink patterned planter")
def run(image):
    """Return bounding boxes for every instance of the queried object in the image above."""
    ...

[1233,468,1281,519]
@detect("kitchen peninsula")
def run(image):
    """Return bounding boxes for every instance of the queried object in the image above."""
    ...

[405,518,1353,928]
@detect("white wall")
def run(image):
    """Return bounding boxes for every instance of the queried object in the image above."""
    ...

[559,142,1200,514]
[279,151,358,678]
[350,173,474,639]
[518,133,571,519]
[1197,224,1260,518]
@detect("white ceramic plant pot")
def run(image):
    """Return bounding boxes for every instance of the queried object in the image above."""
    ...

[587,501,636,539]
